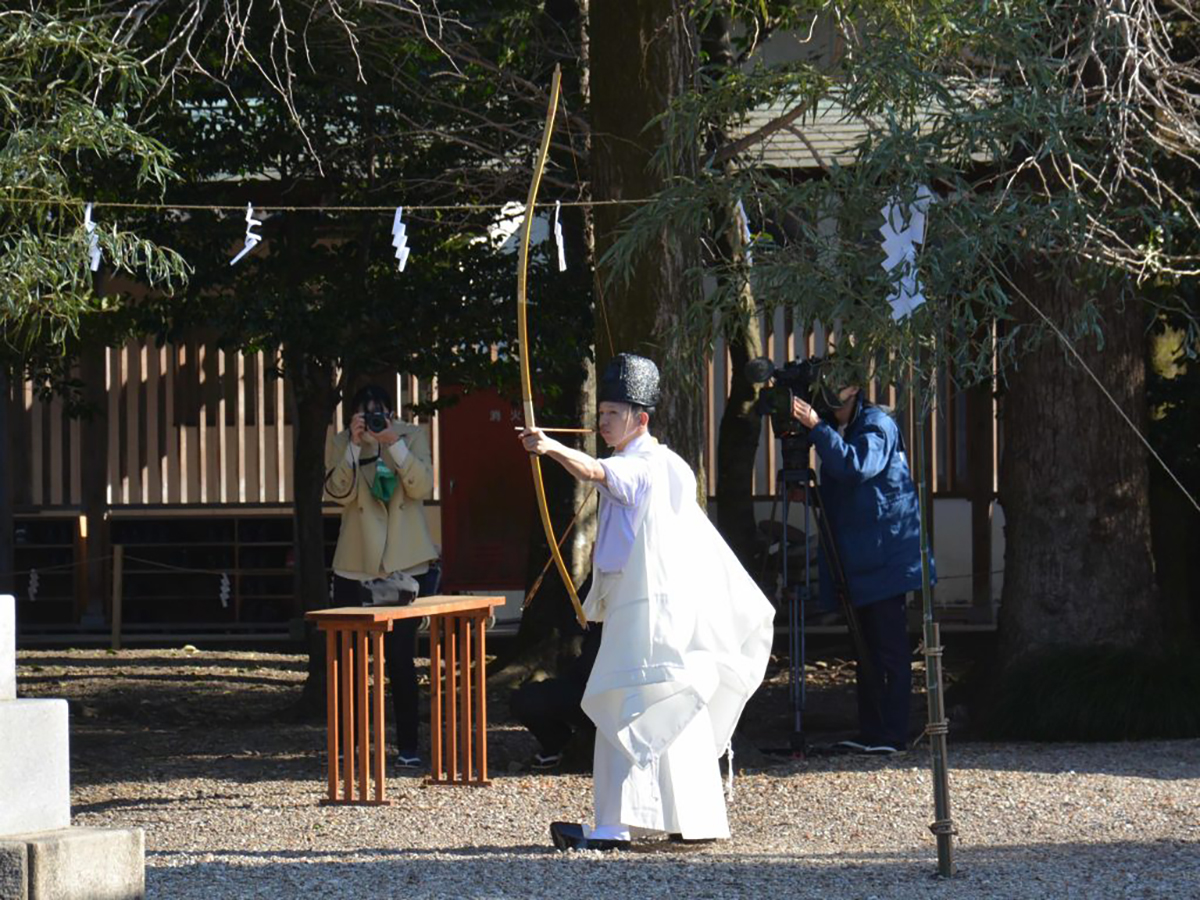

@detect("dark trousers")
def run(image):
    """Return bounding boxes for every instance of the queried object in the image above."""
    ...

[332,567,440,755]
[854,594,912,748]
[510,625,601,755]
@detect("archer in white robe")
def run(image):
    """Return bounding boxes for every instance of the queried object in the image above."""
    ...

[580,433,776,841]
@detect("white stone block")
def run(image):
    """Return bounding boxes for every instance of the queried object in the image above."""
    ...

[1,595,14,701]
[0,700,70,837]
[15,827,144,900]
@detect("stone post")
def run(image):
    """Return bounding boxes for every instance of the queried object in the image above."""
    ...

[0,596,145,900]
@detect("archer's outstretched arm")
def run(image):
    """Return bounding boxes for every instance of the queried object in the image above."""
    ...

[520,427,606,484]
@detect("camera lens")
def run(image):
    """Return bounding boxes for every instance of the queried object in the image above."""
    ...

[365,412,389,433]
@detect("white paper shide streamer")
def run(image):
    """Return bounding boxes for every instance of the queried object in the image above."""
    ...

[879,185,933,321]
[230,203,264,266]
[553,200,566,272]
[83,203,101,272]
[392,206,411,272]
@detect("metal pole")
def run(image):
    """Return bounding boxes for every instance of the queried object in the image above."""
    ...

[913,367,955,877]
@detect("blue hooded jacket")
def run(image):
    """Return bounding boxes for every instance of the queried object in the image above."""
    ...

[808,395,934,608]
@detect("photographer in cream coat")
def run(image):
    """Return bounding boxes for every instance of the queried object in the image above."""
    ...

[521,354,775,852]
[325,384,439,768]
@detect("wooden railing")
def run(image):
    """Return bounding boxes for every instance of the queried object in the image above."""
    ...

[8,340,438,509]
[8,329,993,511]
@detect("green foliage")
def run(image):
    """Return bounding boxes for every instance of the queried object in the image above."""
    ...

[117,0,591,402]
[984,646,1200,740]
[606,1,1200,406]
[1149,309,1200,487]
[0,6,189,364]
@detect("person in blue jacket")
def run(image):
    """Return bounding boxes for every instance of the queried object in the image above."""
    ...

[793,381,934,754]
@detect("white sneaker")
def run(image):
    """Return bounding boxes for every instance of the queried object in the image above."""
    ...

[531,752,562,770]
[834,738,871,752]
[864,743,903,756]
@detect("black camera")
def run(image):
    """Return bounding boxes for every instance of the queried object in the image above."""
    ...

[364,411,390,434]
[746,356,839,469]
[746,357,839,436]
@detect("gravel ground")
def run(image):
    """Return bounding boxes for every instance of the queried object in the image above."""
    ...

[15,648,1200,899]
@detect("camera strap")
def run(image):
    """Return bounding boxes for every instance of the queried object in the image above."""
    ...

[323,458,356,500]
[324,442,379,501]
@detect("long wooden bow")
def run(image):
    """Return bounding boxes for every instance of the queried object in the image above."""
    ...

[517,64,588,629]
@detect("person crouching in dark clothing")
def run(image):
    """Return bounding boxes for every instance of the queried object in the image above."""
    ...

[510,625,601,769]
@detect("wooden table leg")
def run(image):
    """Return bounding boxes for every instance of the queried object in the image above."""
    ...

[310,600,499,800]
[371,630,386,804]
[340,628,354,802]
[326,629,339,801]
[460,615,472,782]
[446,615,458,783]
[474,612,488,783]
[429,616,443,782]
[356,629,369,801]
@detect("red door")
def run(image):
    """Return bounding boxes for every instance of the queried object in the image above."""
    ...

[438,387,537,591]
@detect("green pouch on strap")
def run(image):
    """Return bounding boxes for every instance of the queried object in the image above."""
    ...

[369,459,398,504]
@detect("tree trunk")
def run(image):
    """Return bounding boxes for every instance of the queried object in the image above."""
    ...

[589,0,704,477]
[716,321,764,563]
[502,5,601,674]
[0,369,12,594]
[996,264,1160,667]
[507,361,597,666]
[702,12,765,564]
[290,357,337,713]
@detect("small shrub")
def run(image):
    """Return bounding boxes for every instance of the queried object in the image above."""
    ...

[984,646,1200,741]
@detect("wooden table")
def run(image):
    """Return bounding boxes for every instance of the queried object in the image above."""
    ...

[305,594,503,805]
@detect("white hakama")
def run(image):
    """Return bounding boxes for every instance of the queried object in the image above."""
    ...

[580,437,775,841]
[592,697,729,839]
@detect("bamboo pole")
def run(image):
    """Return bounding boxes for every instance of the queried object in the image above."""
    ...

[913,363,955,877]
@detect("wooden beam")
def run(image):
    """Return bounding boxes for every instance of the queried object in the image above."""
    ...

[965,376,995,617]
[28,381,43,506]
[256,351,266,503]
[146,343,161,503]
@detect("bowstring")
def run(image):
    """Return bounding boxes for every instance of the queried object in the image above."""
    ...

[948,221,1200,516]
[561,92,616,359]
[522,489,597,610]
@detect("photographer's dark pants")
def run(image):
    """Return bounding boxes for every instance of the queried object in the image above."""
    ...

[510,625,601,755]
[333,567,440,755]
[854,594,911,748]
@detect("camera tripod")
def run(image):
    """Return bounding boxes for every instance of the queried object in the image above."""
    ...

[775,464,875,756]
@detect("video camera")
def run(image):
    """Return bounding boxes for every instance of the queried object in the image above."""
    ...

[745,356,839,438]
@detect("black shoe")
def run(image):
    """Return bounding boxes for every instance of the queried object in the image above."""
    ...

[550,821,629,852]
[531,752,562,771]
